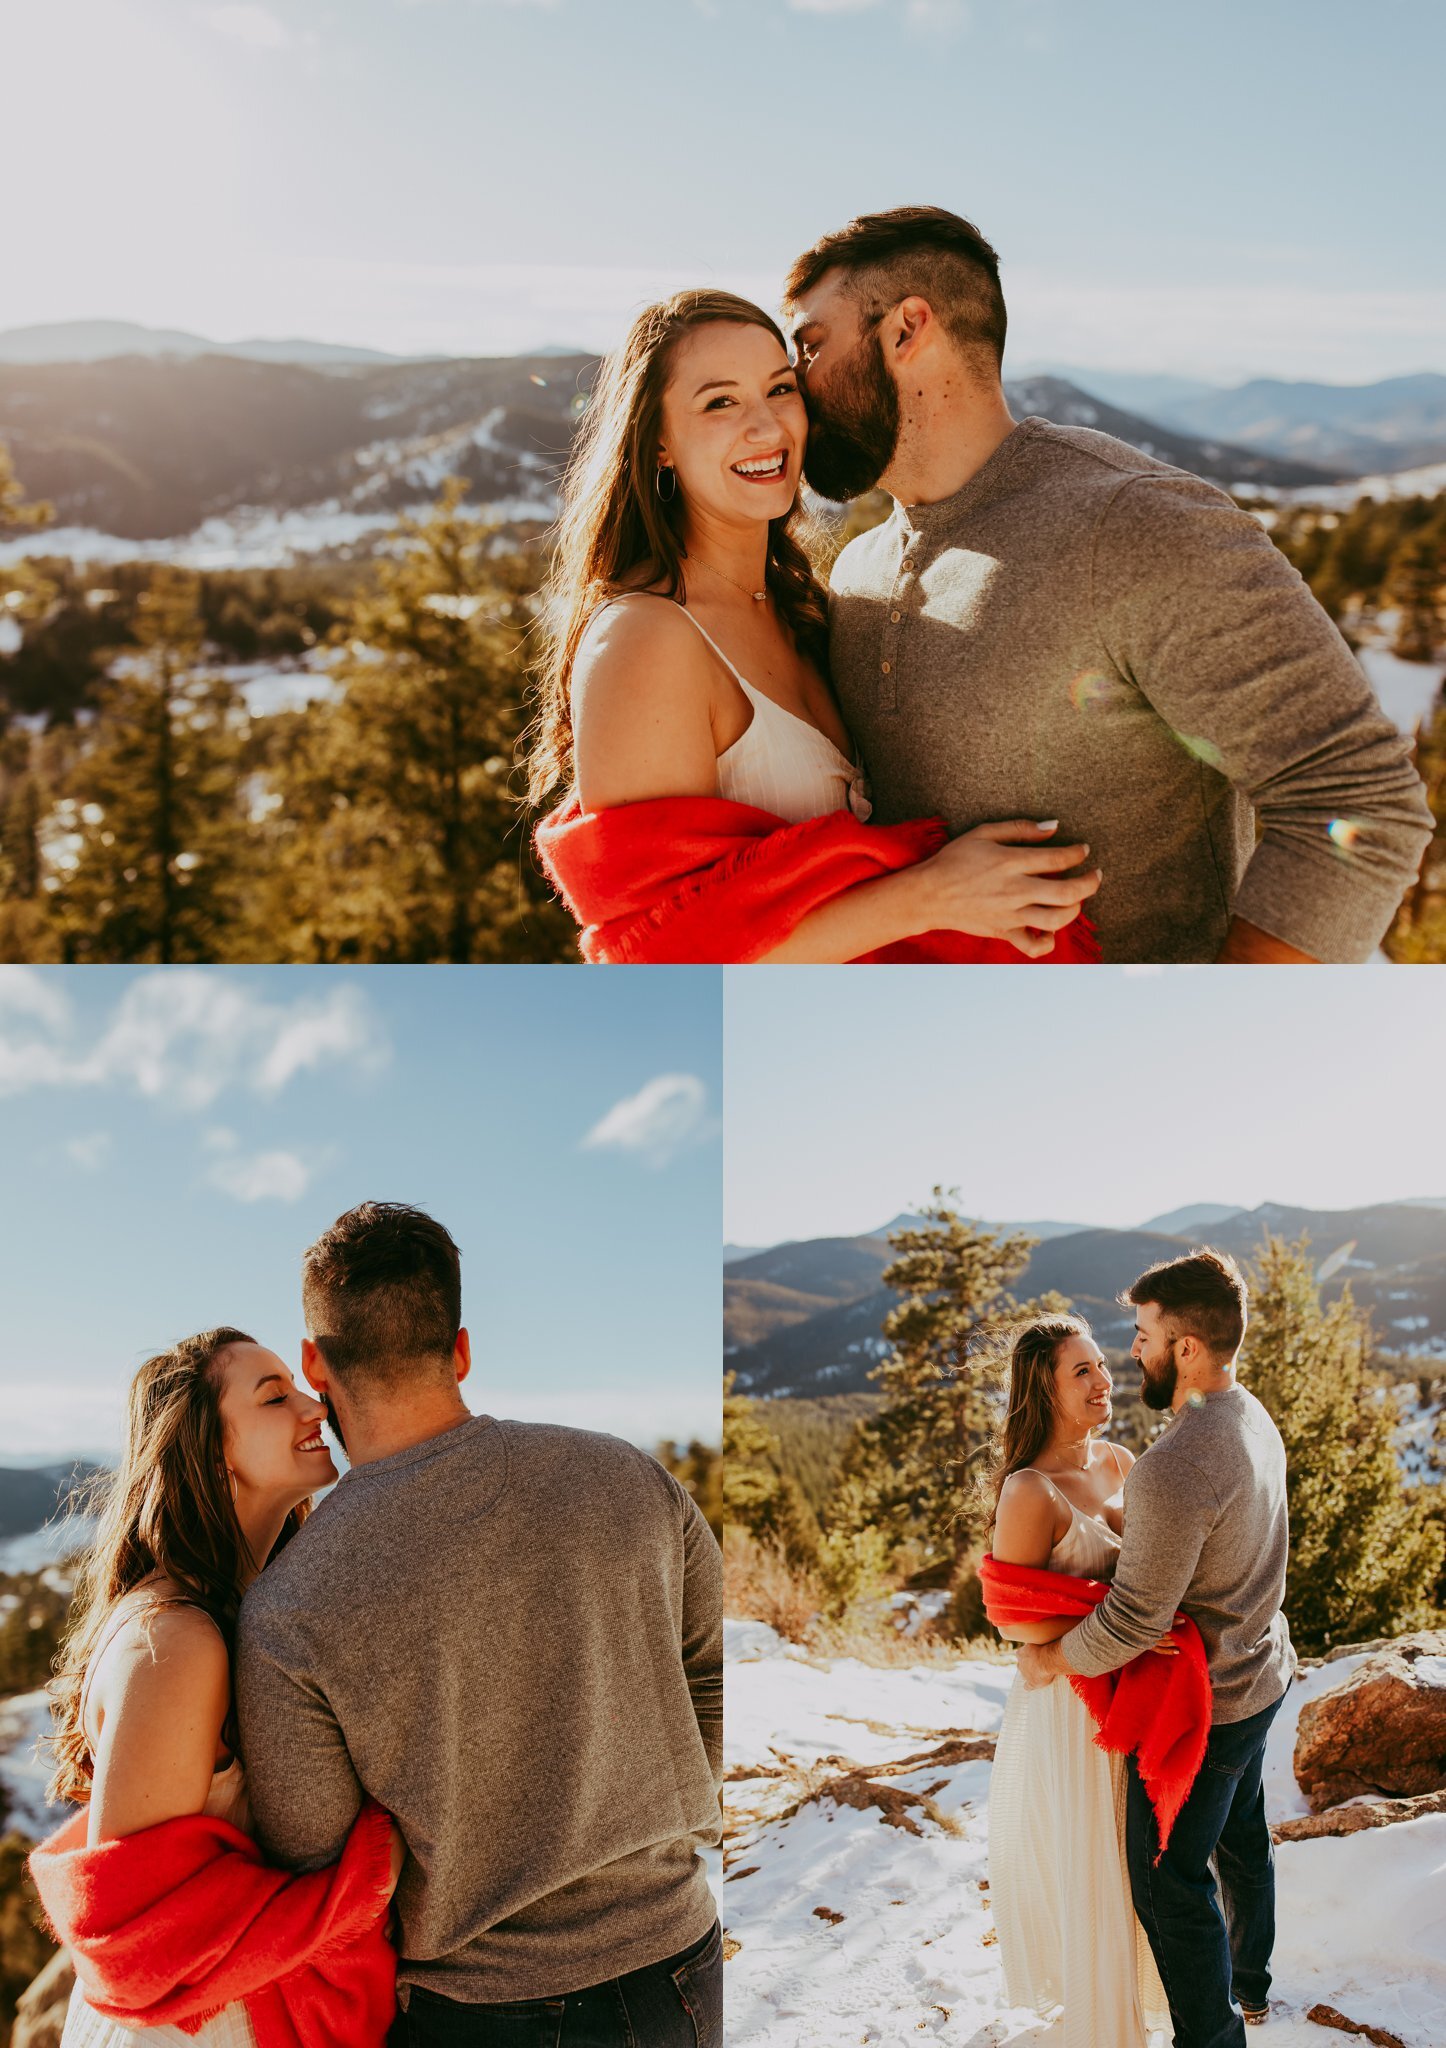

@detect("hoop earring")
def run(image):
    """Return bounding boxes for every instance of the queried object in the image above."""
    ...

[655,465,677,503]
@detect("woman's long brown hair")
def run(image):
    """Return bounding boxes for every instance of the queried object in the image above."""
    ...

[48,1328,311,1805]
[525,288,831,807]
[986,1314,1093,1532]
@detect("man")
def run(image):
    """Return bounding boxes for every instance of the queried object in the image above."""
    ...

[1016,1250,1295,2048]
[784,205,1434,963]
[235,1202,723,2048]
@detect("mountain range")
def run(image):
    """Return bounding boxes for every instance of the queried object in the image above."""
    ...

[0,351,1379,561]
[725,1200,1446,1398]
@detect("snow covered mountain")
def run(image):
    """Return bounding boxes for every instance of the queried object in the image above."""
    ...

[725,1202,1446,1397]
[0,354,1338,570]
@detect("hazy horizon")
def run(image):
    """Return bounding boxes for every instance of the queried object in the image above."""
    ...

[7,1,1442,382]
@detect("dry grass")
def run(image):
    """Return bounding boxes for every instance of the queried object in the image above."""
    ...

[722,1524,822,1645]
[725,1526,1012,1665]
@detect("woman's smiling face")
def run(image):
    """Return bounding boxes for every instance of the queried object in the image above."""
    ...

[657,319,807,531]
[217,1341,337,1507]
[1051,1330,1113,1435]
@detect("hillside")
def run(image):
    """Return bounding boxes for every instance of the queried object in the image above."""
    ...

[0,358,1334,562]
[1167,371,1446,476]
[0,352,586,543]
[726,1202,1446,1398]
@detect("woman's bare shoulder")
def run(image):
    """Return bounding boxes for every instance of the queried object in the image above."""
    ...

[571,596,721,807]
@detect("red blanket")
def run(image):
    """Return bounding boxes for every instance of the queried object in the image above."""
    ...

[980,1553,1211,1855]
[534,794,1099,965]
[29,1800,396,2048]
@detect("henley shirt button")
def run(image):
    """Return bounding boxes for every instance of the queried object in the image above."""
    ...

[890,611,901,623]
[881,660,892,675]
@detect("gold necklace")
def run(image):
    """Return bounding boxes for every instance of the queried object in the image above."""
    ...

[690,554,768,604]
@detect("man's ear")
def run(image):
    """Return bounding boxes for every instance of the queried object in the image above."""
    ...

[890,295,936,363]
[454,1327,472,1385]
[300,1337,328,1397]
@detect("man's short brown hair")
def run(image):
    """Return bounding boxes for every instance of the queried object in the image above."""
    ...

[1121,1248,1248,1360]
[783,204,1007,371]
[302,1201,462,1385]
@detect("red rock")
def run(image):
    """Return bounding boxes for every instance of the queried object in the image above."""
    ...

[1294,1630,1446,1813]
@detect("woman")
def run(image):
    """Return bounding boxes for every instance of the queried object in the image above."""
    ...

[37,1328,401,2048]
[984,1316,1173,2048]
[528,290,1101,963]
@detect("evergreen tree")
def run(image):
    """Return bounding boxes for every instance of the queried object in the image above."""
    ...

[1240,1235,1444,1651]
[50,569,255,962]
[259,482,574,963]
[835,1190,1063,1570]
[723,1373,820,1566]
[1386,691,1446,962]
[1387,529,1444,661]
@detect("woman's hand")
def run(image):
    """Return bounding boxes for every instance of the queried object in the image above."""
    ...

[919,820,1101,955]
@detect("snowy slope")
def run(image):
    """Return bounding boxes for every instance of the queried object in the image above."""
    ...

[723,1622,1446,2047]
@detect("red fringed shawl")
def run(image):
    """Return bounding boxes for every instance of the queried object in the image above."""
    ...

[980,1554,1211,1856]
[534,794,1100,966]
[29,1800,397,2048]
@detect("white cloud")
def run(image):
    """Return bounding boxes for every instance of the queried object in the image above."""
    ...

[205,1147,312,1202]
[64,1133,111,1171]
[788,0,884,12]
[581,1073,716,1169]
[0,968,70,1030]
[200,4,292,48]
[0,971,388,1108]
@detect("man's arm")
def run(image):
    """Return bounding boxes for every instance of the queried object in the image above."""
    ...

[1059,1452,1216,1680]
[676,1481,723,1784]
[235,1587,364,1871]
[1093,473,1434,963]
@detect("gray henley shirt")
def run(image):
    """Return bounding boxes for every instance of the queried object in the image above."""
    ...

[235,1415,722,2005]
[828,418,1433,962]
[1061,1383,1296,1723]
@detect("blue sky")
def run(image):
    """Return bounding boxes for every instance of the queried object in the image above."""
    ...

[0,966,721,1459]
[6,0,1443,380]
[724,966,1446,1247]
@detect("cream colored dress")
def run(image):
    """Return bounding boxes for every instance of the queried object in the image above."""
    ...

[988,1485,1171,2047]
[673,605,873,825]
[60,1600,260,2048]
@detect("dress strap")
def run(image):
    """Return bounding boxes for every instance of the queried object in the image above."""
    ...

[668,604,752,691]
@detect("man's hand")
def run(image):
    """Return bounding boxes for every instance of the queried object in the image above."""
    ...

[1016,1640,1068,1690]
[1217,916,1318,964]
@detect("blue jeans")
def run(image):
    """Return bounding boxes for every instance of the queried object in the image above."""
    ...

[386,1921,722,2048]
[1126,1692,1284,2048]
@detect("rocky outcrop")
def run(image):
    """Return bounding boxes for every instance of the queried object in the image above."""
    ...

[1294,1631,1446,1812]
[12,1947,73,2048]
[1272,1787,1446,1842]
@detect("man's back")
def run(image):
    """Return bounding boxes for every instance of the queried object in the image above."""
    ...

[828,416,1430,962]
[236,1415,722,2003]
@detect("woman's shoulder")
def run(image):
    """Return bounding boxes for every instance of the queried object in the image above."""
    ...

[97,1597,229,1701]
[996,1465,1065,1527]
[575,591,708,671]
[1104,1438,1137,1475]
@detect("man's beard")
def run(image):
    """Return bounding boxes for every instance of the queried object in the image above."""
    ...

[323,1392,348,1455]
[802,327,901,502]
[1140,1344,1180,1412]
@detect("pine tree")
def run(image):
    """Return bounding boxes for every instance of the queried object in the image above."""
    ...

[50,570,255,962]
[723,1373,820,1567]
[1240,1235,1444,1651]
[1386,691,1446,961]
[259,482,574,963]
[835,1190,1063,1570]
[1388,530,1444,661]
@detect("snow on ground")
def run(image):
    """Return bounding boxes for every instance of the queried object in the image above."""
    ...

[0,1517,93,1575]
[1283,460,1446,510]
[0,490,556,573]
[1357,645,1446,736]
[0,1690,60,1841]
[724,1622,1446,2046]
